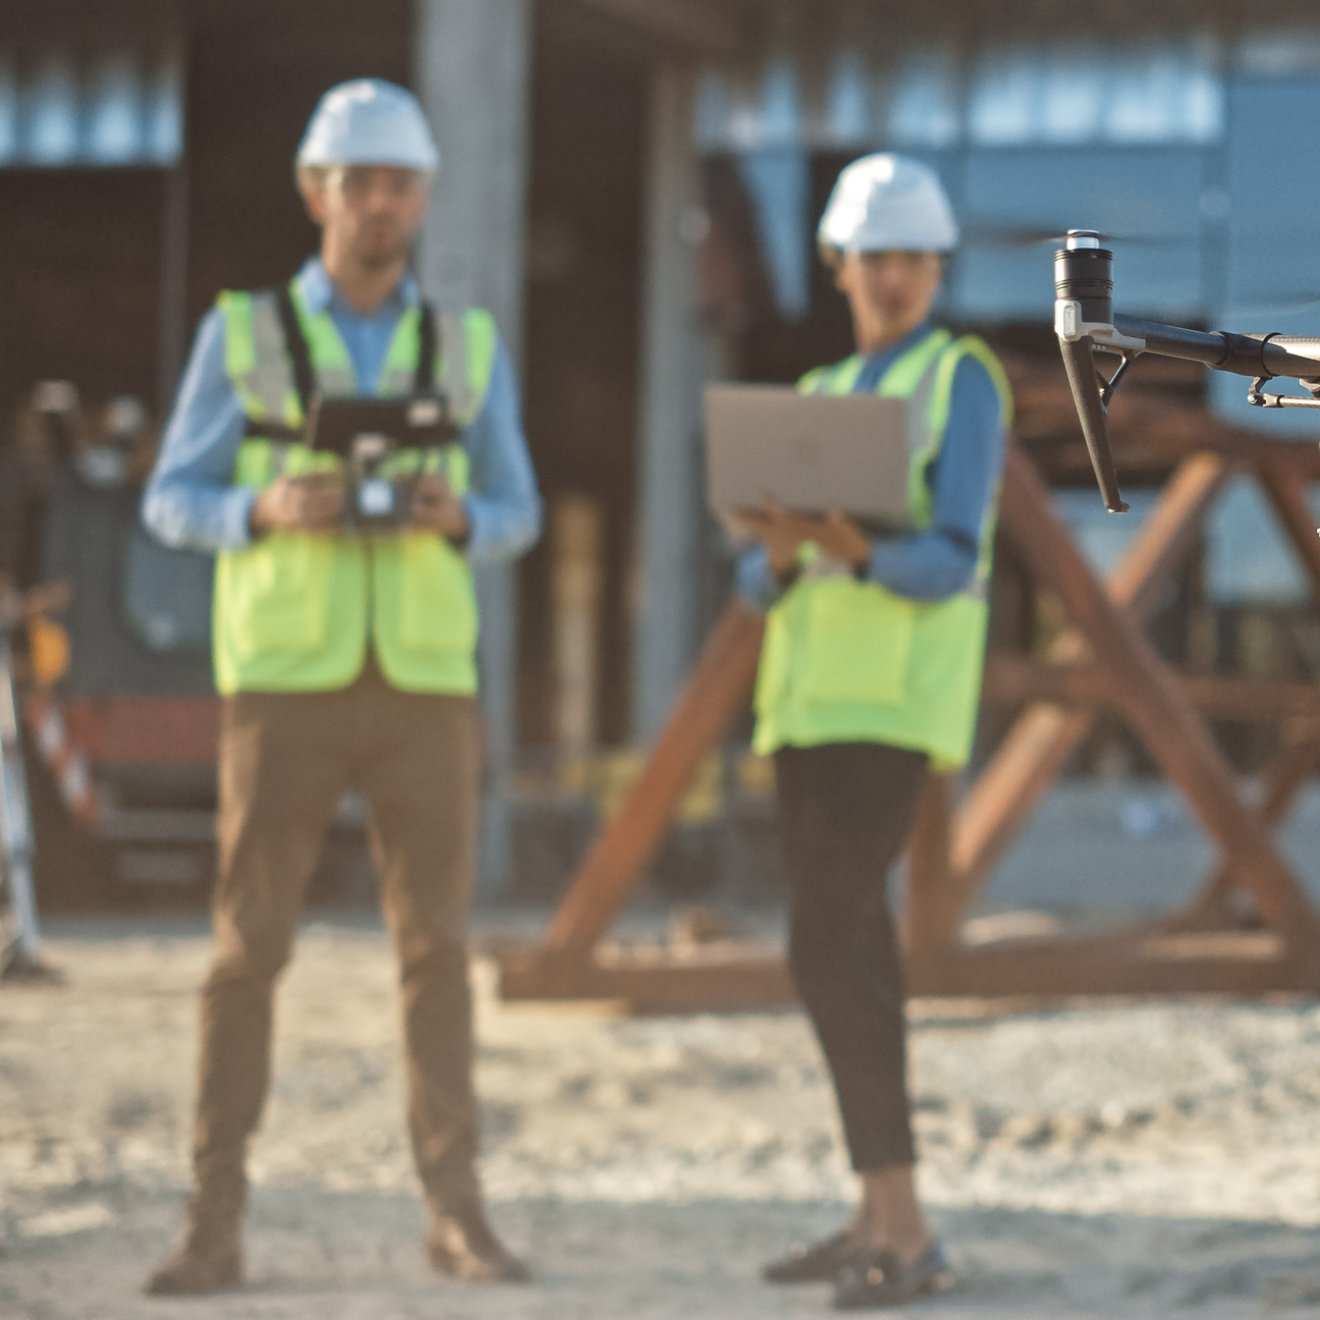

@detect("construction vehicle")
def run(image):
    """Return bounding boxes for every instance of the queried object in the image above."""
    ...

[3,384,372,906]
[0,577,66,977]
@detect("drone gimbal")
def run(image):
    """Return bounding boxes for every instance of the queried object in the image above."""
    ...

[1054,230,1320,512]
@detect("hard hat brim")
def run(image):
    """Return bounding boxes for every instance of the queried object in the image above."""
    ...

[296,147,440,172]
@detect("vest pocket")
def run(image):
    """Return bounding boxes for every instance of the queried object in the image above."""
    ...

[219,535,333,657]
[394,535,479,655]
[798,579,914,705]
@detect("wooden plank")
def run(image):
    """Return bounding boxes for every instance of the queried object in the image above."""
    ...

[910,931,1316,998]
[499,946,796,1013]
[543,602,765,957]
[1257,461,1320,613]
[903,772,958,955]
[998,449,1320,947]
[1173,723,1320,930]
[983,656,1320,722]
[950,453,1231,908]
[498,929,1317,1010]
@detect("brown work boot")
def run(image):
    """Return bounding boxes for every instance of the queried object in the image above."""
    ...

[143,1217,243,1296]
[426,1202,529,1283]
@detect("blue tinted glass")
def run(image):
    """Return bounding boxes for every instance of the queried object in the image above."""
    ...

[86,55,143,164]
[967,43,1037,145]
[736,148,811,320]
[888,47,960,148]
[144,58,183,164]
[824,50,870,146]
[694,71,732,151]
[23,56,80,164]
[1038,45,1104,143]
[0,61,16,162]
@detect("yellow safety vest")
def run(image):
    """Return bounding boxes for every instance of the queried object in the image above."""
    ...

[752,327,1013,769]
[212,280,498,696]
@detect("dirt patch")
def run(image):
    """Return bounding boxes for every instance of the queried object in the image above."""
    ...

[2,914,1318,1318]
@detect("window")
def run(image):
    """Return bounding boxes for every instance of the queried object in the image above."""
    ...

[967,35,1223,147]
[0,46,183,168]
[886,47,960,148]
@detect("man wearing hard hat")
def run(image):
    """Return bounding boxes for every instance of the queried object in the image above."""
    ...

[732,154,1011,1309]
[141,79,540,1295]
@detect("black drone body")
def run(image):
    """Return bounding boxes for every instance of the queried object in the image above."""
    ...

[1053,231,1320,511]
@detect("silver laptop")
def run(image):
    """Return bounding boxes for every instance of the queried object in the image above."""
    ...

[704,384,912,526]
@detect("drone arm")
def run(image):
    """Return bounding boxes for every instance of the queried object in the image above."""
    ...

[1112,316,1320,382]
[1055,233,1320,507]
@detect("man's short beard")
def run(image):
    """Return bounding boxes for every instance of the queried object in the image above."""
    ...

[357,247,409,271]
[350,236,413,271]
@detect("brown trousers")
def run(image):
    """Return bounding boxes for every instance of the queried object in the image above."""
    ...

[191,658,482,1228]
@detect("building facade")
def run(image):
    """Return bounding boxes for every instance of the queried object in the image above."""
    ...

[6,0,1320,889]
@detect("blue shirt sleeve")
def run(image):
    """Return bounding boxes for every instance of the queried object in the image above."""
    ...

[734,542,784,613]
[143,309,542,563]
[140,307,256,553]
[865,354,1006,600]
[460,336,543,562]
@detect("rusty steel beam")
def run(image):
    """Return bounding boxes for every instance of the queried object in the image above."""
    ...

[997,448,1320,947]
[903,772,958,956]
[498,926,1315,1010]
[1171,723,1320,930]
[543,602,765,958]
[1257,461,1320,615]
[949,452,1232,922]
[908,928,1315,998]
[499,946,795,1013]
[983,656,1320,723]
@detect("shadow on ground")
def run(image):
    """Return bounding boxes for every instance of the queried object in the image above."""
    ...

[4,1187,1319,1320]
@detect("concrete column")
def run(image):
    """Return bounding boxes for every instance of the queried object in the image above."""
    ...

[414,0,533,892]
[632,66,711,742]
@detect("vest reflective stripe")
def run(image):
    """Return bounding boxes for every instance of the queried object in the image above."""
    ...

[220,291,301,426]
[752,328,1012,769]
[212,281,497,696]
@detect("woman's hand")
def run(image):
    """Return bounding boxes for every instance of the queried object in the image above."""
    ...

[730,501,871,575]
[727,499,808,576]
[812,510,871,569]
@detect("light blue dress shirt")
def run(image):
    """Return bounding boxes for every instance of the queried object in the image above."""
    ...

[142,257,542,561]
[735,319,1006,609]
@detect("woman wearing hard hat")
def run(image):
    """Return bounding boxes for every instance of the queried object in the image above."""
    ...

[733,154,1012,1310]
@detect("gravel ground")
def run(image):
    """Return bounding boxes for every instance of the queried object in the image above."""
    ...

[1,912,1318,1319]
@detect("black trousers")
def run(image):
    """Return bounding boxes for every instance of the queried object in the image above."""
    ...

[775,742,929,1172]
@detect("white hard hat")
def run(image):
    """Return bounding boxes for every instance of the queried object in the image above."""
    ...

[296,78,439,172]
[818,153,958,255]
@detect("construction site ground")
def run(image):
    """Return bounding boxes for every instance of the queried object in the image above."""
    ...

[2,895,1319,1320]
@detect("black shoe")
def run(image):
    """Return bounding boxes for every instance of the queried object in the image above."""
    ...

[763,1229,859,1284]
[426,1205,530,1284]
[832,1241,954,1310]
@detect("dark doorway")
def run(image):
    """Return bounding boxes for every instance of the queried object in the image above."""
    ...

[519,9,648,750]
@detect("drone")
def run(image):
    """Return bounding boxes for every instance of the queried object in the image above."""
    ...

[1053,230,1320,512]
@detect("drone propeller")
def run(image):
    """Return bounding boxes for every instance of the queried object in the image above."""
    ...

[964,223,1165,248]
[1216,294,1320,322]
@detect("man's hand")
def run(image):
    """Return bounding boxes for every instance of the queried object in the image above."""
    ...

[249,473,345,534]
[410,473,469,542]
